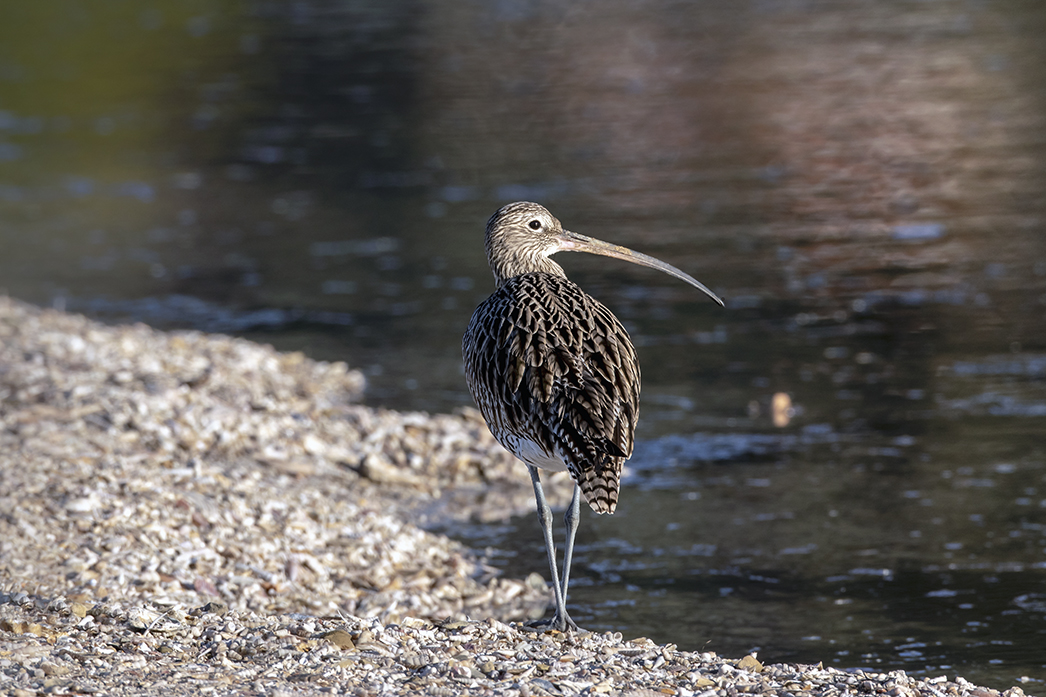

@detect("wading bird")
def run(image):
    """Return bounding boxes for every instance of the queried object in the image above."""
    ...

[462,201,724,631]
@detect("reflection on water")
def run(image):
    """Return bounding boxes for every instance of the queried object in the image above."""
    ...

[456,411,1046,687]
[2,0,1045,689]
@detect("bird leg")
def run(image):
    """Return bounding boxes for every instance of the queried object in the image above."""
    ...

[560,483,582,600]
[526,466,578,632]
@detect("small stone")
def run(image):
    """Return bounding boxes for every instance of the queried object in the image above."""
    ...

[199,601,229,616]
[323,629,356,650]
[66,496,100,513]
[0,619,26,634]
[737,654,763,673]
[41,661,70,677]
[525,572,547,590]
[358,453,424,487]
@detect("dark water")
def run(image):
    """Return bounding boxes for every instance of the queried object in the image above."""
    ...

[2,0,1045,689]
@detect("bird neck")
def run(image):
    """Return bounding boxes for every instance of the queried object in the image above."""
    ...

[489,253,567,288]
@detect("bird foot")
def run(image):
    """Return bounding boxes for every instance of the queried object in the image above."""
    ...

[523,612,582,634]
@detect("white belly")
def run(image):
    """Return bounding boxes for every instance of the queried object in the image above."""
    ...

[501,434,568,473]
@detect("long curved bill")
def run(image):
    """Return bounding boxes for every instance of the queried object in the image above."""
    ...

[555,230,725,306]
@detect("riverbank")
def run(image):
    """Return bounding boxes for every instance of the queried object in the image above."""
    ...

[0,296,1031,696]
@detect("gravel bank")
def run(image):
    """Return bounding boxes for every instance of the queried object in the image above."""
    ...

[0,296,1031,696]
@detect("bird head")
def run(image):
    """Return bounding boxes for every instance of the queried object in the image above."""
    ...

[483,201,724,306]
[484,201,567,286]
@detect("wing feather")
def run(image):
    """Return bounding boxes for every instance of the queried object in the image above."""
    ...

[463,273,640,513]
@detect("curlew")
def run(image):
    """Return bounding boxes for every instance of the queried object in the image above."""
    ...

[462,201,724,632]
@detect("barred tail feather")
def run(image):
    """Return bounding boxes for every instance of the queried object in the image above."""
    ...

[575,458,622,514]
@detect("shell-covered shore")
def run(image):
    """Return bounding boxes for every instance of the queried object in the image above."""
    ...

[0,296,1031,696]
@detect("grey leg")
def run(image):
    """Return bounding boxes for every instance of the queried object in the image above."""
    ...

[527,466,576,631]
[560,483,582,600]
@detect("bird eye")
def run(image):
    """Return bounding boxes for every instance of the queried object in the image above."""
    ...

[528,220,542,230]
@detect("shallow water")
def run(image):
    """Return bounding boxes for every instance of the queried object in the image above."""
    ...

[454,417,1046,687]
[2,0,1045,689]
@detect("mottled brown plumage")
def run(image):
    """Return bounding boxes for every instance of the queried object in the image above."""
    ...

[462,201,722,631]
[464,271,638,513]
